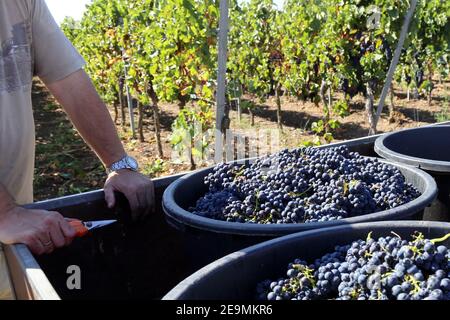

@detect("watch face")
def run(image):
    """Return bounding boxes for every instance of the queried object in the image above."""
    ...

[126,156,138,170]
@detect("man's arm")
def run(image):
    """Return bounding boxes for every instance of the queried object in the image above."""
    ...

[45,69,154,219]
[45,69,125,167]
[0,184,76,255]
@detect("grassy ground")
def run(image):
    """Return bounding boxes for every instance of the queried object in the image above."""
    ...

[33,78,450,201]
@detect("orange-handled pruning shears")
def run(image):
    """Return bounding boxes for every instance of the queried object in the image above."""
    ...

[67,219,117,238]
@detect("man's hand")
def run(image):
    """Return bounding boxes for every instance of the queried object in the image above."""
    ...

[104,170,155,221]
[0,207,76,255]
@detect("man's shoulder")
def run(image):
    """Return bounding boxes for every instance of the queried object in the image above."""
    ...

[1,0,34,17]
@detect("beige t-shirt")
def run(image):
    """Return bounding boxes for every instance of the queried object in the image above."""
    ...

[0,0,85,204]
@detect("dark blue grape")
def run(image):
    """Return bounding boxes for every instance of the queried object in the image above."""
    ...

[193,146,420,224]
[257,232,450,300]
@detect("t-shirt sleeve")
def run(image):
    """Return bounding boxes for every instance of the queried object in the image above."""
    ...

[31,0,86,83]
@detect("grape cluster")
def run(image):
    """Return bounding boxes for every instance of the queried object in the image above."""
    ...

[381,38,392,63]
[340,36,392,97]
[256,232,450,300]
[415,69,424,87]
[359,39,375,56]
[405,74,412,85]
[190,146,420,224]
[413,50,424,87]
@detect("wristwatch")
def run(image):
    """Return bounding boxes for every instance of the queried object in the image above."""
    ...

[107,155,139,174]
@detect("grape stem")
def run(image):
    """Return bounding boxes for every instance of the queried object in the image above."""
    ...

[390,231,402,239]
[430,233,450,244]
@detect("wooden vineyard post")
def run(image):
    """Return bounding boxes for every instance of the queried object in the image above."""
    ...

[373,0,418,129]
[215,0,229,164]
[123,59,136,139]
[118,16,136,139]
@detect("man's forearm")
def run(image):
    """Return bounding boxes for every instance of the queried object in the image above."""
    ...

[45,69,126,168]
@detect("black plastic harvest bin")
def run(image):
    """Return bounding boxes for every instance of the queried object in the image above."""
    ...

[5,122,450,300]
[163,154,437,270]
[375,125,450,220]
[163,221,450,300]
[21,175,193,300]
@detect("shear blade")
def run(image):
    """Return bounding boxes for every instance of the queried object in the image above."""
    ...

[85,220,117,231]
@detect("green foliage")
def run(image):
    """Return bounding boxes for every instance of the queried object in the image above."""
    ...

[62,0,449,151]
[311,119,340,142]
[142,158,166,177]
[311,120,326,135]
[437,54,450,81]
[435,96,450,123]
[333,100,350,118]
[240,100,256,111]
[396,0,450,93]
[125,0,218,105]
[300,136,323,147]
[65,0,219,163]
[419,79,434,95]
[170,104,214,166]
[228,0,279,98]
[64,0,219,108]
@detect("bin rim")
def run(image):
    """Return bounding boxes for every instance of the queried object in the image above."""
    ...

[162,220,450,300]
[374,125,450,174]
[162,157,438,236]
